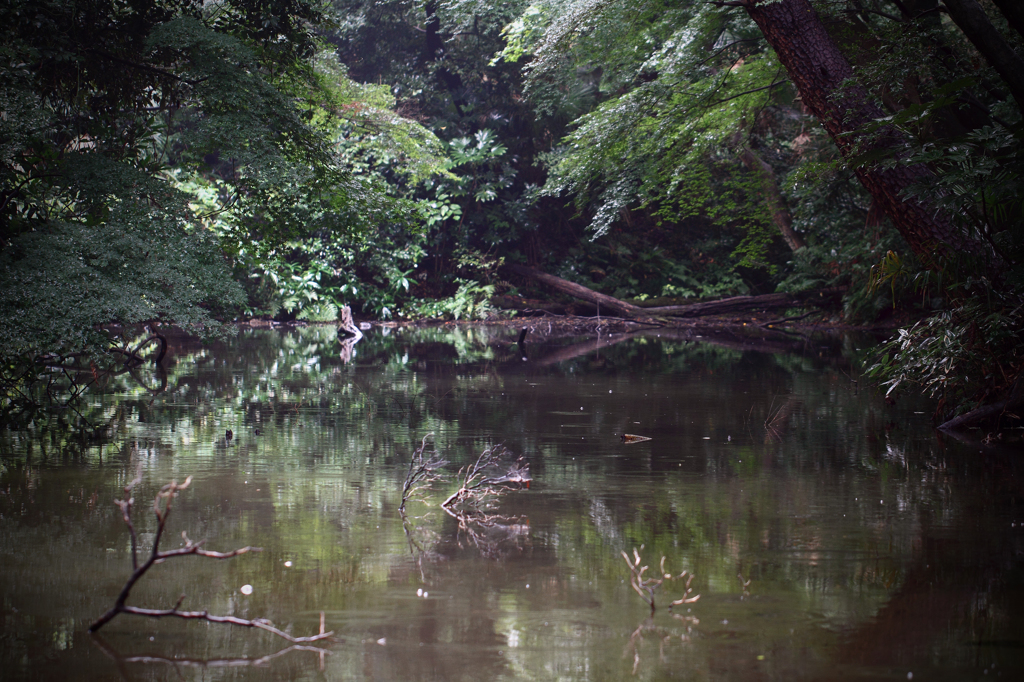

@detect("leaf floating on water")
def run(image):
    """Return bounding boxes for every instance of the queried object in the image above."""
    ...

[620,434,652,444]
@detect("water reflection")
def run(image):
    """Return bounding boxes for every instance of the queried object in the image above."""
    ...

[1,324,1023,681]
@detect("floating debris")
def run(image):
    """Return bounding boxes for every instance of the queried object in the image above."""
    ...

[621,434,652,444]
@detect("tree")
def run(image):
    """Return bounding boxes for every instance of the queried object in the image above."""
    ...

[0,0,443,361]
[739,0,993,265]
[502,1,818,289]
[942,0,1024,117]
[497,0,1022,421]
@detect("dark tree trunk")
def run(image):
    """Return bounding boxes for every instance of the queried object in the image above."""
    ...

[423,1,466,115]
[991,0,1024,39]
[942,0,1024,117]
[741,0,989,265]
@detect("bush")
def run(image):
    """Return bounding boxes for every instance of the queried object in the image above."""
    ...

[866,287,1024,419]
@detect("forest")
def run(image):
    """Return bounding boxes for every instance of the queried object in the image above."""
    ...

[1,0,1022,427]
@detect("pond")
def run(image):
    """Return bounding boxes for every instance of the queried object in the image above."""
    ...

[1,323,1023,681]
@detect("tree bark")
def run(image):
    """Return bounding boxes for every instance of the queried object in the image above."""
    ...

[991,0,1024,39]
[937,379,1023,430]
[942,0,1024,117]
[738,147,806,251]
[741,0,988,265]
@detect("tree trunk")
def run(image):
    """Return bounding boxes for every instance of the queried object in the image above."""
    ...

[641,288,841,317]
[992,0,1024,39]
[943,0,1024,117]
[742,0,988,265]
[507,264,642,317]
[738,147,806,251]
[423,1,466,115]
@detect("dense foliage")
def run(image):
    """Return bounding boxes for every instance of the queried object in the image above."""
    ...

[0,0,445,352]
[3,0,1023,424]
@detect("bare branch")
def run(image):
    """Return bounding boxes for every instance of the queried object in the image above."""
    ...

[114,469,143,570]
[400,433,448,512]
[114,607,333,643]
[711,78,789,106]
[441,445,531,512]
[91,633,332,670]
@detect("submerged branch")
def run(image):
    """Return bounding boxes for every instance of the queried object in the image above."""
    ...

[441,445,531,513]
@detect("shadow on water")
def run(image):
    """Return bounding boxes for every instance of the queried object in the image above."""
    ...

[1,323,1022,681]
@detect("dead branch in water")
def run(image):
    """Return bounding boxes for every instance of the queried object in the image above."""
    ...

[400,433,448,513]
[89,476,332,644]
[441,445,531,513]
[621,547,700,614]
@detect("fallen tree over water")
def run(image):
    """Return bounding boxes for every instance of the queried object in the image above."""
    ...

[506,264,842,319]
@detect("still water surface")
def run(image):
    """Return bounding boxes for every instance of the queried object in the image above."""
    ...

[1,324,1022,681]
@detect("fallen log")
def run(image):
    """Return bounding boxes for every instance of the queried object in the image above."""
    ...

[938,379,1023,431]
[507,263,840,319]
[642,289,842,317]
[506,264,642,317]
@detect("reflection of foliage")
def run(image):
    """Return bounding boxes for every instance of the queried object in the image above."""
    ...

[1,329,168,425]
[2,325,993,682]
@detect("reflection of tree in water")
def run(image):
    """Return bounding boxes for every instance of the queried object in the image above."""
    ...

[6,327,1024,680]
[91,627,332,679]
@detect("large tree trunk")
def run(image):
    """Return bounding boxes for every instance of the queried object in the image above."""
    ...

[992,0,1024,39]
[738,147,806,251]
[943,0,1024,117]
[741,0,988,265]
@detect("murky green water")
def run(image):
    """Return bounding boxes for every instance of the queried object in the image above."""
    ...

[2,324,1023,681]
